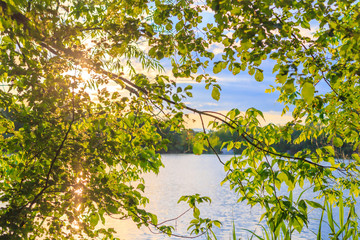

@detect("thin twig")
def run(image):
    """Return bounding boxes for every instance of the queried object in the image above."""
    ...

[157,207,192,226]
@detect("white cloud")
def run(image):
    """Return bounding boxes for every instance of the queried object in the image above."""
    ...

[207,42,224,55]
[296,26,318,40]
[219,76,252,83]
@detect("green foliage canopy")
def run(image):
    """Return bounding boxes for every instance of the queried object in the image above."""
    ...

[0,0,360,239]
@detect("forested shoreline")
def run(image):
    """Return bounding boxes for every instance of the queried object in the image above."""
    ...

[3,107,356,159]
[159,127,357,159]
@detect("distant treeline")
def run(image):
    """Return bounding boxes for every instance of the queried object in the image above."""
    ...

[157,128,196,153]
[2,107,355,159]
[159,128,356,159]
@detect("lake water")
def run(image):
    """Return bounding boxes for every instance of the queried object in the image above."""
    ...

[106,154,354,239]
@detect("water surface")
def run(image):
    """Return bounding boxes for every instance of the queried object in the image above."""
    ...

[107,154,349,239]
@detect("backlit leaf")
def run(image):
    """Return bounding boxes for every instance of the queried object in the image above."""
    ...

[301,82,315,104]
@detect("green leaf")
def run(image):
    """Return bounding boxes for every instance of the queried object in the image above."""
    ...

[193,207,200,218]
[233,63,241,75]
[107,205,118,214]
[298,199,307,215]
[184,85,193,91]
[193,142,204,155]
[352,153,360,163]
[265,185,273,195]
[301,82,315,104]
[305,200,324,210]
[137,183,145,192]
[232,221,236,239]
[333,137,343,147]
[323,146,335,156]
[149,213,158,225]
[284,79,295,93]
[211,87,220,101]
[186,91,193,97]
[89,213,99,228]
[156,51,164,60]
[301,21,311,29]
[292,216,304,233]
[175,20,184,31]
[227,141,234,151]
[177,196,188,203]
[214,220,221,228]
[248,67,255,75]
[255,69,264,82]
[277,172,288,183]
[213,62,225,74]
[224,161,231,171]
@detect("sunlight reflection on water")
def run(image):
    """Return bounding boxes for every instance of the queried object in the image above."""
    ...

[106,154,341,240]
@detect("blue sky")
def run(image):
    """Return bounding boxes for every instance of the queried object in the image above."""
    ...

[176,63,291,128]
[127,41,301,127]
[156,7,328,128]
[174,56,332,128]
[155,47,290,127]
[177,58,282,113]
[99,5,326,128]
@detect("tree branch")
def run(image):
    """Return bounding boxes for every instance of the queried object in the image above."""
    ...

[19,119,74,223]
